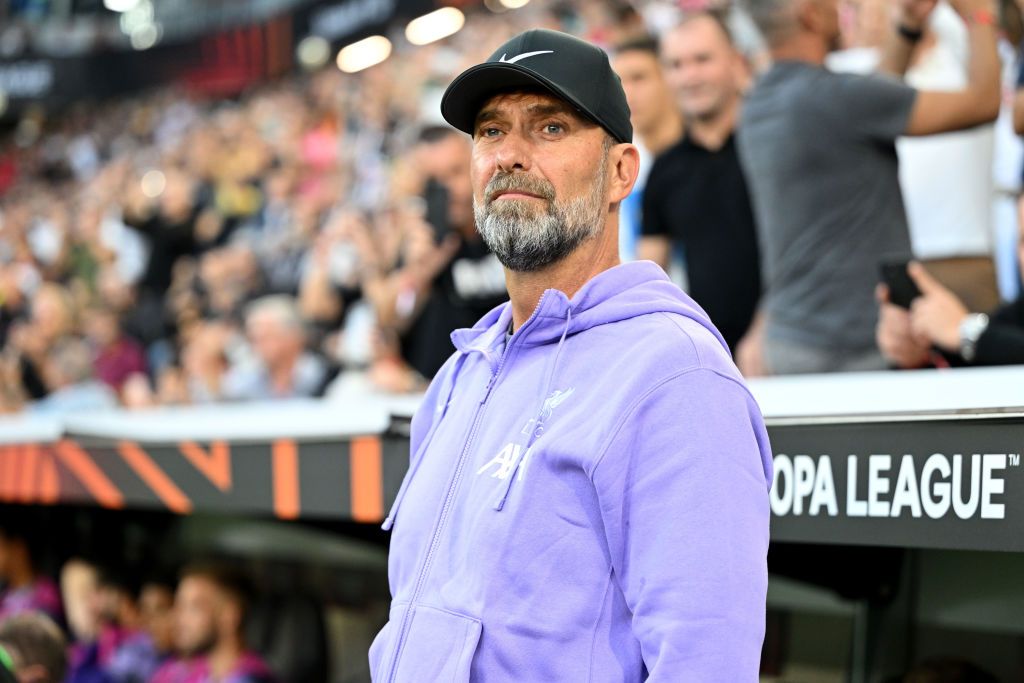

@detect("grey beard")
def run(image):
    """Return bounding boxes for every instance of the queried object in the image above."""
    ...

[473,166,608,273]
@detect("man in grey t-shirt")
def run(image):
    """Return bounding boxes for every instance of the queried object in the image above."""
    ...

[737,0,1001,374]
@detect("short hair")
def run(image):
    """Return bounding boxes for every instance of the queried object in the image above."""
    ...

[0,613,68,683]
[245,295,305,336]
[742,0,798,48]
[613,35,660,58]
[179,562,254,622]
[677,9,736,46]
[47,337,95,385]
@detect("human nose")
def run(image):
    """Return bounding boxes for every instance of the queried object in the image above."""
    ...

[494,130,531,174]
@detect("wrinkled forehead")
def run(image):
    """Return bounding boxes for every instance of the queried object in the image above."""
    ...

[474,89,597,128]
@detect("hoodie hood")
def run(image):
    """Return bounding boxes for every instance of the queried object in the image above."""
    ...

[450,260,729,357]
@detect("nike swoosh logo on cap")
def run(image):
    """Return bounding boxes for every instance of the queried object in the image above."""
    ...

[498,50,554,64]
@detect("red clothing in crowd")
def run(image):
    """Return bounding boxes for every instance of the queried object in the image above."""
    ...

[94,336,147,391]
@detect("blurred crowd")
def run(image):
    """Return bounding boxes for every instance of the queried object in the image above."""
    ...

[0,0,1022,416]
[0,520,279,683]
[0,4,609,414]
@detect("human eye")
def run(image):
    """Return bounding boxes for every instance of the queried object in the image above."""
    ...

[478,126,502,138]
[542,122,565,135]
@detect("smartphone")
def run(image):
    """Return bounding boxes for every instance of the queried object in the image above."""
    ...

[879,260,921,309]
[423,178,451,244]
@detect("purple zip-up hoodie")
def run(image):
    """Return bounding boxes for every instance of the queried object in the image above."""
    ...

[371,261,772,681]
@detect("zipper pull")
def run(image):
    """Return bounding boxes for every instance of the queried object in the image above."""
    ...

[480,372,497,405]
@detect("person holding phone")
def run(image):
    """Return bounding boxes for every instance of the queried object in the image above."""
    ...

[737,0,1002,375]
[877,260,1024,366]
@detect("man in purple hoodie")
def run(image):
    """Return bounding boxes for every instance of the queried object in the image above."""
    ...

[370,29,773,682]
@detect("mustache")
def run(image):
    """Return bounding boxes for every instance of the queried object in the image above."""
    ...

[484,172,556,204]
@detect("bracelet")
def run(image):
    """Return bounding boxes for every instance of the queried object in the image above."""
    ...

[897,24,924,42]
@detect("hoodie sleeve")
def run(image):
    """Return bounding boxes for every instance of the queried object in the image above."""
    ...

[589,367,772,681]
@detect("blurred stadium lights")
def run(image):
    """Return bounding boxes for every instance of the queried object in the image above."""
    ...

[103,0,141,12]
[140,170,167,198]
[336,35,392,73]
[483,0,509,12]
[296,35,331,70]
[404,7,465,46]
[119,0,153,34]
[118,0,161,50]
[130,23,162,50]
[499,0,530,8]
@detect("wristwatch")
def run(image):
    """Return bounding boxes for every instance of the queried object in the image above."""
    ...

[958,313,989,363]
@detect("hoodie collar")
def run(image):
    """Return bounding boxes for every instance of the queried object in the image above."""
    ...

[451,260,727,355]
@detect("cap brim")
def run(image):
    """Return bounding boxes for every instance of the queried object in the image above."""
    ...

[440,62,607,140]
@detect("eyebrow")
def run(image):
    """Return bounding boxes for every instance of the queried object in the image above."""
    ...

[474,100,584,127]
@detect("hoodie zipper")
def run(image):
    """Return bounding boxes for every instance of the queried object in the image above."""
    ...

[385,303,540,682]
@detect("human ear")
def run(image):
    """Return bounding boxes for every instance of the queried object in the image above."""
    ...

[608,143,640,205]
[796,0,820,33]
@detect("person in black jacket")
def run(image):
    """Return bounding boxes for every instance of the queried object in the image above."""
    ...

[877,261,1024,367]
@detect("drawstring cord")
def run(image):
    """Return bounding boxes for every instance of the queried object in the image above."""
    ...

[382,352,469,530]
[492,306,572,511]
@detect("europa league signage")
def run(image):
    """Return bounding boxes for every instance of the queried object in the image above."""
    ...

[767,416,1024,552]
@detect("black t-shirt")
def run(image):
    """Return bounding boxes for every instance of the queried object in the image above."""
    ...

[124,207,200,295]
[401,236,509,379]
[976,295,1024,365]
[641,132,761,350]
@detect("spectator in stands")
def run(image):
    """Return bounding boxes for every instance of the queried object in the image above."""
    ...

[0,522,62,623]
[892,2,1001,313]
[991,0,1023,302]
[877,261,1024,366]
[0,269,29,353]
[611,35,684,261]
[179,322,231,404]
[61,559,113,683]
[0,0,755,412]
[3,283,76,405]
[28,338,118,414]
[120,167,202,362]
[1015,33,1024,137]
[640,12,761,352]
[392,126,508,380]
[828,0,1002,315]
[122,167,202,299]
[1013,23,1024,294]
[297,208,379,363]
[222,296,327,401]
[151,564,275,683]
[91,569,141,675]
[0,612,67,683]
[83,305,147,396]
[105,578,175,683]
[738,0,1002,374]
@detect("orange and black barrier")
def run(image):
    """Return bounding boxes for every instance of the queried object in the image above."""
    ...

[0,432,408,522]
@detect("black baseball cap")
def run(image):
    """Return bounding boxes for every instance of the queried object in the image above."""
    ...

[441,29,632,144]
